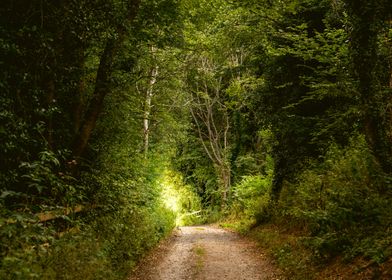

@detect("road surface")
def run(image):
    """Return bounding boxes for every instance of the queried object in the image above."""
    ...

[129,225,283,280]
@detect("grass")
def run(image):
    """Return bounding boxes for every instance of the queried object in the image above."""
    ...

[192,244,206,278]
[249,224,316,280]
[195,227,206,231]
[220,219,392,280]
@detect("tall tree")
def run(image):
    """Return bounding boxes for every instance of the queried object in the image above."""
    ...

[72,0,141,160]
[248,0,357,201]
[344,0,392,174]
[188,60,231,205]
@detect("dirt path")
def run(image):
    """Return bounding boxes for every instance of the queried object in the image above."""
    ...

[129,225,283,280]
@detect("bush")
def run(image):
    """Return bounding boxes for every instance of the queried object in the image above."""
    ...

[221,174,272,232]
[280,135,392,262]
[231,175,272,218]
[0,167,177,279]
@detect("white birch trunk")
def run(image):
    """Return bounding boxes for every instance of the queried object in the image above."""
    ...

[143,47,158,157]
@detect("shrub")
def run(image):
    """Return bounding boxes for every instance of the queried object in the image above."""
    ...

[0,167,177,279]
[222,174,272,231]
[280,135,392,262]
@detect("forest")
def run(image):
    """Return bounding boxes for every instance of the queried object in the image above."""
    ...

[1,0,391,279]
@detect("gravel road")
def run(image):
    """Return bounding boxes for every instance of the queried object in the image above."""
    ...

[129,225,283,280]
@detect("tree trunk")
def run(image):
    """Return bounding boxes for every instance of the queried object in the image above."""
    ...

[218,164,231,208]
[44,79,55,150]
[270,149,288,203]
[72,0,141,160]
[143,52,158,157]
[346,0,392,174]
[72,38,118,159]
[73,50,86,135]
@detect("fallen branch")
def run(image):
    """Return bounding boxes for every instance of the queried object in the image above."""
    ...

[36,204,91,222]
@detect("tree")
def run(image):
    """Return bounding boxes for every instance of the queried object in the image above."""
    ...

[71,0,141,159]
[178,0,265,207]
[248,0,357,201]
[344,0,392,174]
[188,58,232,206]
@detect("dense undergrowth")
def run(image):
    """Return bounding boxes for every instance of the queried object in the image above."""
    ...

[222,135,392,279]
[0,162,201,280]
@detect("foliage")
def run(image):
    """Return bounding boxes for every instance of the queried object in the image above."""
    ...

[0,0,187,278]
[222,175,271,232]
[280,135,392,262]
[232,175,270,213]
[176,0,267,209]
[248,225,315,280]
[159,170,204,226]
[225,135,392,278]
[1,0,392,278]
[0,193,174,280]
[251,0,360,201]
[346,0,392,174]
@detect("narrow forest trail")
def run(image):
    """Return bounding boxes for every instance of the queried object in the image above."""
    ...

[129,226,283,280]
